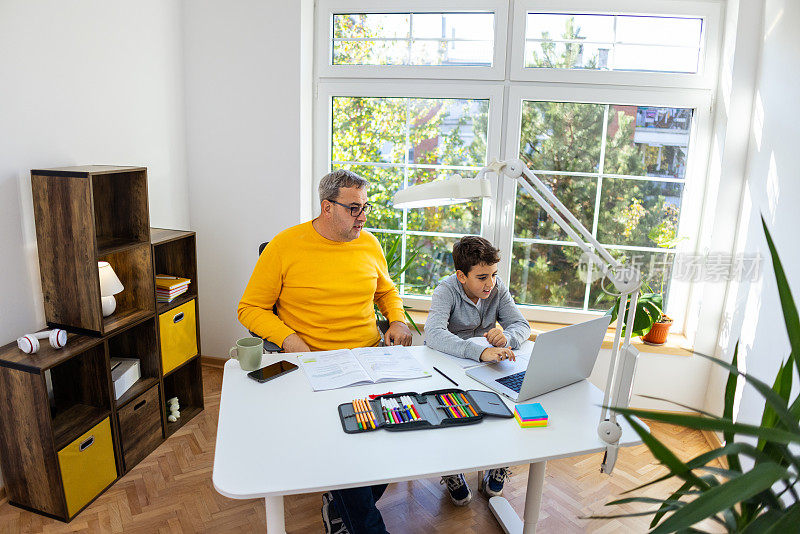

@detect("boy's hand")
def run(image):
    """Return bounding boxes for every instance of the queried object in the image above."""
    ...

[480,347,516,362]
[484,328,508,347]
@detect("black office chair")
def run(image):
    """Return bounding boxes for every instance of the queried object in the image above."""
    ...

[250,242,389,352]
[248,242,283,353]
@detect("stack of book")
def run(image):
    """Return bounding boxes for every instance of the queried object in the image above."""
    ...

[514,402,548,428]
[155,275,191,303]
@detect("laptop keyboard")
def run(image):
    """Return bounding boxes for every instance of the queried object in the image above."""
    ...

[496,371,526,393]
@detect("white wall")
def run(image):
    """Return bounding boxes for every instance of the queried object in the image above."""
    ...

[0,0,189,488]
[182,0,313,359]
[706,0,800,424]
[589,349,712,413]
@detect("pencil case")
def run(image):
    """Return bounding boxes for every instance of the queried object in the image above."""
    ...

[337,388,513,434]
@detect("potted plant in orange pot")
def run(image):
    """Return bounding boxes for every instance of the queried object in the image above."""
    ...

[602,200,682,344]
[640,292,671,345]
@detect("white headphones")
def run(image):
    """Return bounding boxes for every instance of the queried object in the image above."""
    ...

[17,329,68,354]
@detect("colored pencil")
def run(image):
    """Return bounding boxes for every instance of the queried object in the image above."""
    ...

[450,394,466,418]
[352,400,364,430]
[361,398,375,429]
[452,393,470,418]
[448,394,467,418]
[442,395,458,417]
[356,398,368,429]
[444,394,460,417]
[444,394,458,418]
[440,394,459,418]
[459,393,479,416]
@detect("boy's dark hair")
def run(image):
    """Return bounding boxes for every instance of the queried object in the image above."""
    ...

[453,236,500,274]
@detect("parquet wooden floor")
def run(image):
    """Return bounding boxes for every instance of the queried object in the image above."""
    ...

[0,365,720,533]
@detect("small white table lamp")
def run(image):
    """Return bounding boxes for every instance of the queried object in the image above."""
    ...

[98,261,124,317]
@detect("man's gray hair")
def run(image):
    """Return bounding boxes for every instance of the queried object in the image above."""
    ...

[318,169,369,202]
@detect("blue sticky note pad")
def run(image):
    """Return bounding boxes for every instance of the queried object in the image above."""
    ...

[515,402,548,421]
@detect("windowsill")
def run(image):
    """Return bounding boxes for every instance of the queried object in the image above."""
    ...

[405,310,693,357]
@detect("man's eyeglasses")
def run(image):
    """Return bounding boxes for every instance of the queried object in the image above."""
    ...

[328,199,372,217]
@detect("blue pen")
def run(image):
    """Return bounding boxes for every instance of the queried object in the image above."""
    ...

[402,396,414,421]
[395,399,407,422]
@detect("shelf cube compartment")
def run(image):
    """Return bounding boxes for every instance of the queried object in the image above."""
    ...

[107,317,160,407]
[163,357,204,437]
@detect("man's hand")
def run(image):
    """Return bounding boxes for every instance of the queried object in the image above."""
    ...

[480,346,516,362]
[385,321,413,346]
[484,327,508,347]
[282,333,311,353]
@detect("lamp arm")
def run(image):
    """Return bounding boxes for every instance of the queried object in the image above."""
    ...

[487,158,641,475]
[516,165,621,269]
[512,172,614,278]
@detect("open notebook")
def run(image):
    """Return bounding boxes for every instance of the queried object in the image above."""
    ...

[296,346,431,391]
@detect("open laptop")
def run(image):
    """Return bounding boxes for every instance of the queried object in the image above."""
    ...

[465,316,611,402]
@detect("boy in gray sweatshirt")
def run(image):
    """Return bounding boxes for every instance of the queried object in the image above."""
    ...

[426,236,530,505]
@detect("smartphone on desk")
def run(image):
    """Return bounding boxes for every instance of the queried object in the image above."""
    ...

[247,360,299,383]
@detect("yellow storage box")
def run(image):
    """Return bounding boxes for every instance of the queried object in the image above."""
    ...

[57,417,117,517]
[160,299,198,374]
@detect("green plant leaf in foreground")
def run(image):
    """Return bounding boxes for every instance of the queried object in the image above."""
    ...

[600,216,800,533]
[619,441,773,500]
[650,463,789,534]
[762,216,800,380]
[689,351,800,436]
[610,408,800,444]
[624,415,710,489]
[748,502,800,533]
[723,345,743,474]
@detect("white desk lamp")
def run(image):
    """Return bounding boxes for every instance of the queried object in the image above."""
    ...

[393,159,642,475]
[98,261,124,317]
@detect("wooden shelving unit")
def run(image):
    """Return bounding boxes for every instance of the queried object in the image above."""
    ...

[30,166,154,336]
[151,228,204,435]
[0,166,204,522]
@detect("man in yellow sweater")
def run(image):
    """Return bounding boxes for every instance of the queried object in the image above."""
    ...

[238,169,412,534]
[238,170,412,352]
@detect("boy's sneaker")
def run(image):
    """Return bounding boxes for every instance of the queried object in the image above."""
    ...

[480,467,510,498]
[440,473,472,506]
[322,492,349,534]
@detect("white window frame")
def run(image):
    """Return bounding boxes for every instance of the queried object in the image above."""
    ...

[510,0,722,90]
[314,0,723,333]
[498,84,713,329]
[316,0,510,80]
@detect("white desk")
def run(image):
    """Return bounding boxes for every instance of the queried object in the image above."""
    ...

[212,346,641,533]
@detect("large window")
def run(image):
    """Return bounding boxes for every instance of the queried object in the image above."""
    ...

[333,12,496,66]
[510,101,691,311]
[524,13,703,73]
[316,0,720,328]
[330,95,490,293]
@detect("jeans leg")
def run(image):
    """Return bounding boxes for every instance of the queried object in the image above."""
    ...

[371,483,388,502]
[331,484,388,534]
